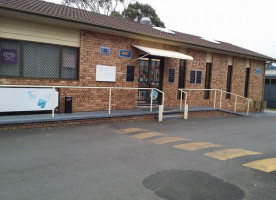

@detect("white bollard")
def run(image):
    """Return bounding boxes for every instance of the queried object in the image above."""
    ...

[184,104,188,120]
[158,105,164,122]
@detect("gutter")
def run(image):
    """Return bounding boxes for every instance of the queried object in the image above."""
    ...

[0,5,274,62]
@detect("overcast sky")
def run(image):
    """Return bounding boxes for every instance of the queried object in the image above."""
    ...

[45,0,276,61]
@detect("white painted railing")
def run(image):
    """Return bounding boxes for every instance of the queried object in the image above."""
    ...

[0,85,165,120]
[178,89,188,119]
[181,88,253,115]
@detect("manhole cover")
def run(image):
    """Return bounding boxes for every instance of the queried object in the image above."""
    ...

[142,170,245,200]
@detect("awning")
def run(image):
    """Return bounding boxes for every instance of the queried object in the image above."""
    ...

[132,45,193,60]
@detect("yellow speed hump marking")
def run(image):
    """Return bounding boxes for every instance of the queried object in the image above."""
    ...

[243,158,276,173]
[130,132,164,139]
[151,137,190,144]
[115,128,147,134]
[204,148,262,161]
[173,142,221,151]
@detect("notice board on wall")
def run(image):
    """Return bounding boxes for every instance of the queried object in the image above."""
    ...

[96,65,116,82]
[0,88,59,112]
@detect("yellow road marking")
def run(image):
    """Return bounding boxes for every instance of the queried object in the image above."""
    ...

[173,142,221,151]
[243,158,276,172]
[131,132,164,139]
[115,128,147,134]
[204,148,262,160]
[150,137,190,144]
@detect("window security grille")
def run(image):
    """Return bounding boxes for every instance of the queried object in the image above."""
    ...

[0,38,79,79]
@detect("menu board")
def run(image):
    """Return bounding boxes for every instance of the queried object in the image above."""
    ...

[168,68,175,83]
[126,65,135,82]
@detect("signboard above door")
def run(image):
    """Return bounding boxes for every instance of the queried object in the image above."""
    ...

[119,50,132,58]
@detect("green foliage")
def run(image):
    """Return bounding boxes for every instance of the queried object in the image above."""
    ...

[122,2,165,27]
[110,11,123,18]
[62,0,127,16]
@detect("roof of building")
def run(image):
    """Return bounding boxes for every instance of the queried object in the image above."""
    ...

[0,0,274,61]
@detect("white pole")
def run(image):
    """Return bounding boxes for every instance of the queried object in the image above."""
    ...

[158,105,163,122]
[234,95,238,112]
[150,89,153,112]
[51,87,55,118]
[220,90,222,109]
[184,104,188,119]
[214,90,217,108]
[109,88,112,115]
[184,92,188,108]
[180,90,183,110]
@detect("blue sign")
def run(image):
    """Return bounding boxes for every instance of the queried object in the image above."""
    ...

[101,47,110,55]
[150,90,158,101]
[38,99,47,108]
[119,50,132,58]
[256,68,261,75]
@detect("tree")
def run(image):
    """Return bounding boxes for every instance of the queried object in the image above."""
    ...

[122,2,165,27]
[62,0,132,16]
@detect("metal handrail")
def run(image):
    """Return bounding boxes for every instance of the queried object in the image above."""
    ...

[181,88,253,115]
[178,89,188,119]
[0,85,165,120]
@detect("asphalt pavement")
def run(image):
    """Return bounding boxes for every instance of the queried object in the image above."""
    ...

[0,115,276,200]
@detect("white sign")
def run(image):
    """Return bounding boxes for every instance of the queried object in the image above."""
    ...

[0,88,59,112]
[96,65,116,82]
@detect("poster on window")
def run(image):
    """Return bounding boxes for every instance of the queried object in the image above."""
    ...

[63,54,76,68]
[0,88,59,112]
[1,48,17,64]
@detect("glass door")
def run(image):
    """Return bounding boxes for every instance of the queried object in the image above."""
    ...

[138,57,161,105]
[138,59,149,104]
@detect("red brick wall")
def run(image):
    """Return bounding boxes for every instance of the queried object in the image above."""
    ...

[0,30,265,113]
[182,50,265,112]
[185,49,212,107]
[248,60,265,111]
[0,31,141,112]
[162,45,180,107]
[0,110,238,131]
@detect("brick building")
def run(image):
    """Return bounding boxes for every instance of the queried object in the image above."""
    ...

[0,0,274,115]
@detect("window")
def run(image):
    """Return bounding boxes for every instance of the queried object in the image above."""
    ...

[204,63,212,99]
[271,79,276,85]
[178,60,186,99]
[226,65,233,99]
[190,70,202,84]
[265,79,270,84]
[0,38,79,79]
[244,68,250,98]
